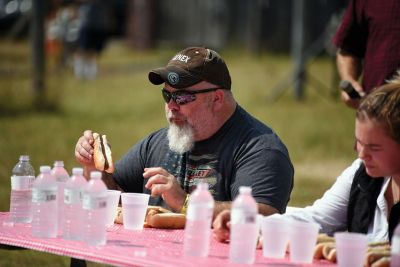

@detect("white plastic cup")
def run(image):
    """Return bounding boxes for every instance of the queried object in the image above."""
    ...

[288,220,319,264]
[261,216,289,258]
[106,190,121,227]
[335,232,367,267]
[121,193,150,230]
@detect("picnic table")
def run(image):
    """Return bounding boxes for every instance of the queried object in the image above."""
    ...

[0,212,335,266]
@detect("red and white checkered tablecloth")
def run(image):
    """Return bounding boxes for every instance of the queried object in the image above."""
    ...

[0,212,336,267]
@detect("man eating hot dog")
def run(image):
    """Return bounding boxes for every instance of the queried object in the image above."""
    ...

[74,47,294,218]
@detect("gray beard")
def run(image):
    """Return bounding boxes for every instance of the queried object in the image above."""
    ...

[167,122,194,154]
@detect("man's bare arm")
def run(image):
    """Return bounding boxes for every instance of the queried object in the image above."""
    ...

[336,49,365,108]
[101,172,123,191]
[336,49,362,84]
[83,165,122,191]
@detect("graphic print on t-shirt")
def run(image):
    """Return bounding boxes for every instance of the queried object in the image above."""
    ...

[184,154,218,195]
[161,150,219,195]
[162,151,186,186]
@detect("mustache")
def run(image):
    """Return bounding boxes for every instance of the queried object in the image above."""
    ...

[167,110,186,121]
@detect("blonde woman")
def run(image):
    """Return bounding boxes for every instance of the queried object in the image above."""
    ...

[213,81,400,244]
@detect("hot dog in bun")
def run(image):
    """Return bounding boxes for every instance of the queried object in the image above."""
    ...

[145,206,186,229]
[114,205,186,229]
[93,132,114,173]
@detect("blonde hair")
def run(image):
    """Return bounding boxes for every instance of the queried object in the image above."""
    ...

[387,69,400,84]
[356,81,400,143]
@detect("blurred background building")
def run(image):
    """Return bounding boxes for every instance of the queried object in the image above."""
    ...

[1,0,347,53]
[0,0,348,101]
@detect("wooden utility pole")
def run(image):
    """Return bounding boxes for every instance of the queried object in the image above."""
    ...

[291,0,306,100]
[31,0,46,107]
[126,0,155,50]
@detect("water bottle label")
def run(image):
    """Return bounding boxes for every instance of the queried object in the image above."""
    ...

[11,176,34,190]
[56,176,69,182]
[392,236,400,254]
[64,189,82,204]
[187,205,213,221]
[82,195,107,210]
[231,209,256,225]
[32,188,57,203]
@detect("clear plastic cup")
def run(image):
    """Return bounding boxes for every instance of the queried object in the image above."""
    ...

[121,193,149,230]
[288,220,320,264]
[261,216,289,258]
[335,232,367,267]
[106,190,121,227]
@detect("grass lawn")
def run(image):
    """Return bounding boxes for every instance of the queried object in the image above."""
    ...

[0,39,357,266]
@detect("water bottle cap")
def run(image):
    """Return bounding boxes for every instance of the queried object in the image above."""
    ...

[90,171,102,180]
[239,186,252,194]
[40,165,51,173]
[19,155,29,161]
[72,167,83,175]
[53,160,64,167]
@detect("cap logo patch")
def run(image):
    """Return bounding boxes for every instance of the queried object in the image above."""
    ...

[172,54,190,63]
[167,72,179,85]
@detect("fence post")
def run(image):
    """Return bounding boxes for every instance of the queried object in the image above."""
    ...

[31,0,46,107]
[291,0,305,100]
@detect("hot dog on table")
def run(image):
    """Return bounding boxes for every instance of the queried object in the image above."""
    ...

[115,205,186,229]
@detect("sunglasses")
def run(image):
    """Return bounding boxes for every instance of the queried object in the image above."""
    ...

[161,87,221,105]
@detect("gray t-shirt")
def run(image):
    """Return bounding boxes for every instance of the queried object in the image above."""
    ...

[114,105,294,213]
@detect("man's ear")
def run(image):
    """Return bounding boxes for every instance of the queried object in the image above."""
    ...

[212,89,225,110]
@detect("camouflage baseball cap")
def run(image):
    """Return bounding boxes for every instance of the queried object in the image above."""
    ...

[148,47,231,90]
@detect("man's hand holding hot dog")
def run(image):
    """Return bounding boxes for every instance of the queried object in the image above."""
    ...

[74,129,119,189]
[75,131,188,210]
[143,167,187,212]
[75,130,96,172]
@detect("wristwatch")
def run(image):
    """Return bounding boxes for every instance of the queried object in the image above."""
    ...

[180,194,190,214]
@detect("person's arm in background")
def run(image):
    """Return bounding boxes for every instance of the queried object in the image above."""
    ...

[332,0,367,109]
[211,203,276,243]
[336,49,365,109]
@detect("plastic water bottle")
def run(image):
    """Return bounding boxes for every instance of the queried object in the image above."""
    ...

[183,183,215,257]
[51,160,69,233]
[63,167,87,240]
[32,166,58,238]
[391,223,400,267]
[229,186,259,264]
[9,155,35,223]
[82,171,108,246]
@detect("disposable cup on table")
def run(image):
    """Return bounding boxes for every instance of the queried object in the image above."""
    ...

[106,190,121,227]
[121,193,149,230]
[334,232,367,267]
[288,220,319,264]
[261,215,289,259]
